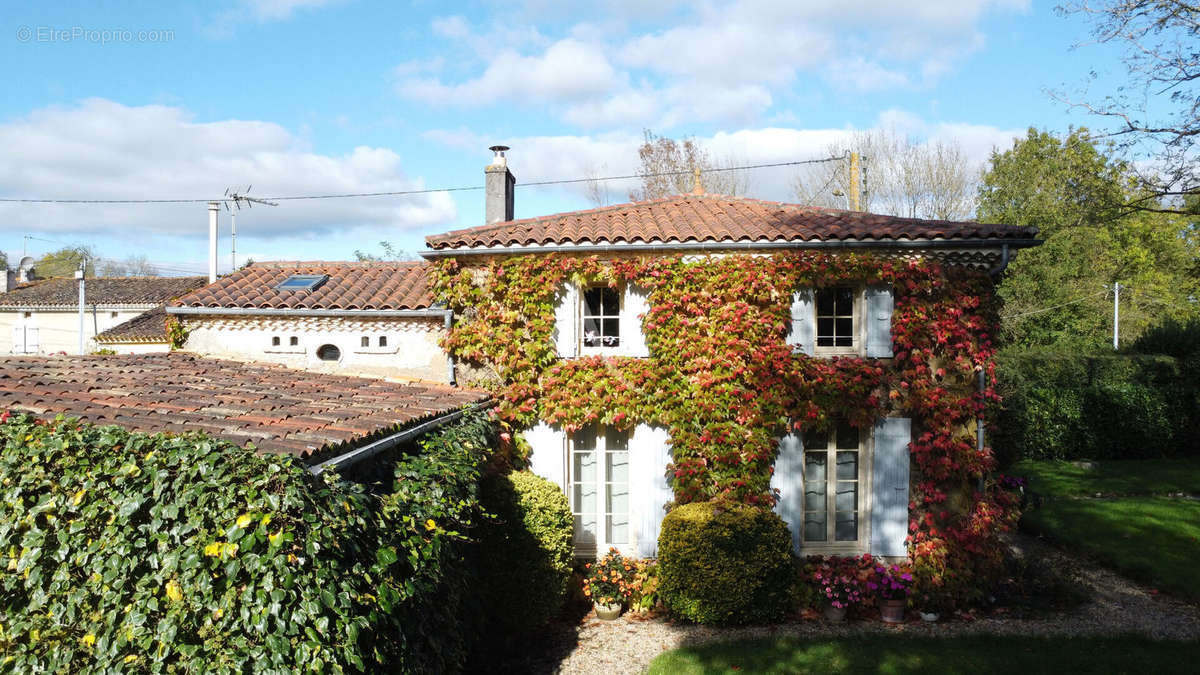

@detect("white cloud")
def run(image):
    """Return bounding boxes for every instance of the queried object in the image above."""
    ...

[0,99,456,238]
[241,0,341,21]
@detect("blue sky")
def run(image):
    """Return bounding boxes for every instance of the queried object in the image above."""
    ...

[0,1,1129,275]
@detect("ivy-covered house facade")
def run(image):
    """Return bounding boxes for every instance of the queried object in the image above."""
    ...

[424,152,1040,575]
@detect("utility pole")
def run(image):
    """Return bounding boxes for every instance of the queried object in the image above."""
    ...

[1112,282,1120,350]
[208,201,220,283]
[848,152,861,211]
[231,212,237,271]
[76,265,85,355]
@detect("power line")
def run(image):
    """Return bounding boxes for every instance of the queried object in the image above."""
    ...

[1002,289,1111,320]
[0,156,845,205]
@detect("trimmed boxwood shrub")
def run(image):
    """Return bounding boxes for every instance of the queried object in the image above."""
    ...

[657,502,793,625]
[475,470,573,639]
[0,409,496,673]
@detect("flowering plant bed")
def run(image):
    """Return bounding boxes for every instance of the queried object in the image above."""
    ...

[584,548,636,606]
[869,564,914,601]
[811,561,866,609]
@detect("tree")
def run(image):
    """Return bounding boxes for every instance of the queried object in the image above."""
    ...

[979,128,1198,348]
[626,130,749,202]
[1057,1,1200,213]
[793,128,978,220]
[353,241,416,262]
[99,254,159,277]
[34,246,97,278]
[0,251,7,270]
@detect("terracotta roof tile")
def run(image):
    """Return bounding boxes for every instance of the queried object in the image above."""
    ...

[0,354,488,462]
[425,194,1037,250]
[0,276,208,308]
[172,261,433,310]
[95,306,172,343]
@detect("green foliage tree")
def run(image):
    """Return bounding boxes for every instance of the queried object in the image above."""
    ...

[34,245,97,278]
[979,128,1198,348]
[0,250,8,270]
[353,241,415,262]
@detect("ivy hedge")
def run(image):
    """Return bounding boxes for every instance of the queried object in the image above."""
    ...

[0,408,499,673]
[994,349,1198,463]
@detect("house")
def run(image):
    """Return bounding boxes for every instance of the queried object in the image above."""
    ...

[0,276,207,355]
[0,353,487,471]
[165,261,452,384]
[418,147,1040,560]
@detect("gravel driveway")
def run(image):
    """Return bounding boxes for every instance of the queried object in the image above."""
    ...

[495,533,1200,674]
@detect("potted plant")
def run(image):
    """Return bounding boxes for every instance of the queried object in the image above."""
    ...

[869,564,912,623]
[584,548,635,620]
[812,564,863,622]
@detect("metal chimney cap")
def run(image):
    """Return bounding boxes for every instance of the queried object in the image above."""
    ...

[489,145,510,154]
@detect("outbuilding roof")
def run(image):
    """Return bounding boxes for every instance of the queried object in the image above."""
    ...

[171,261,434,311]
[95,307,172,344]
[0,354,488,461]
[0,276,208,309]
[424,193,1037,251]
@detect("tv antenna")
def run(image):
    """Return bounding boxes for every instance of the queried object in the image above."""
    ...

[222,186,278,271]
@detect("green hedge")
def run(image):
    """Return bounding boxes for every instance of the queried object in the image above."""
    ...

[475,470,574,639]
[995,349,1197,463]
[657,502,793,625]
[0,409,496,673]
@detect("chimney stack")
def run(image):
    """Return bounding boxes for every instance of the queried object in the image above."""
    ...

[485,145,515,224]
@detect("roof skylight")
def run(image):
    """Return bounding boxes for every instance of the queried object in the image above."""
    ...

[275,274,328,292]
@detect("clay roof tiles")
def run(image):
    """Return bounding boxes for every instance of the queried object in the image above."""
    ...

[95,306,172,344]
[0,353,488,462]
[425,194,1036,250]
[171,261,434,310]
[0,276,208,308]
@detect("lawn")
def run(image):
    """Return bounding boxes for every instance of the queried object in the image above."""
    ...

[1015,458,1200,602]
[647,635,1198,674]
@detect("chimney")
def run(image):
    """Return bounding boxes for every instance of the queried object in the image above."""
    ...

[485,145,515,224]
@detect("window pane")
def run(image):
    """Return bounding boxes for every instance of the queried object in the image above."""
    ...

[574,450,597,485]
[606,451,629,484]
[584,288,603,315]
[835,514,858,542]
[816,290,834,315]
[606,514,629,545]
[600,287,619,312]
[834,288,853,314]
[575,426,598,450]
[835,317,853,338]
[835,483,857,512]
[582,317,603,346]
[804,451,827,482]
[817,317,834,338]
[804,514,827,541]
[836,422,859,449]
[836,450,858,480]
[606,428,629,451]
[805,432,829,450]
[574,514,597,546]
[573,481,596,515]
[602,318,620,345]
[804,489,825,511]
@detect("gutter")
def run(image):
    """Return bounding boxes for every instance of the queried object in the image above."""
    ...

[987,243,1012,277]
[420,238,1043,258]
[307,400,491,476]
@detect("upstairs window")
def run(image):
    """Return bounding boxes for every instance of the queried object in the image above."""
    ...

[378,336,387,347]
[361,336,370,347]
[581,286,620,349]
[815,287,856,350]
[272,336,280,347]
[289,336,299,346]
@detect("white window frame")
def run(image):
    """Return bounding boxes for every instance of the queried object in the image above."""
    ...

[579,284,623,354]
[813,286,863,357]
[567,424,631,558]
[799,422,873,556]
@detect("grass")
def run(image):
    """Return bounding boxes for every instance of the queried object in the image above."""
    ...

[647,635,1199,674]
[1012,458,1200,497]
[1013,458,1200,602]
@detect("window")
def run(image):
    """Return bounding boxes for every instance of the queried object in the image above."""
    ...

[581,286,620,349]
[111,312,119,319]
[274,274,329,291]
[361,336,370,347]
[378,336,387,347]
[802,421,864,547]
[271,336,280,347]
[569,425,630,555]
[289,336,299,346]
[23,312,31,319]
[316,344,340,361]
[815,287,858,352]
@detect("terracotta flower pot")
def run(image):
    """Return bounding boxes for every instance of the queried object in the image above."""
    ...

[823,604,847,622]
[880,598,906,623]
[594,601,622,621]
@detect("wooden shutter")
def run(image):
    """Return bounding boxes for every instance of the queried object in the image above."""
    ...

[26,327,38,353]
[771,431,805,554]
[11,326,24,354]
[525,422,566,491]
[622,283,651,358]
[553,283,578,359]
[870,417,911,557]
[631,425,672,557]
[864,286,895,358]
[787,290,814,355]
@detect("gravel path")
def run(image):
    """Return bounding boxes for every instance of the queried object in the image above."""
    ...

[499,533,1200,674]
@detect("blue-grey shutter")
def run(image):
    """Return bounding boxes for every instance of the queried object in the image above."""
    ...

[632,425,672,557]
[622,283,651,358]
[865,286,894,358]
[870,417,911,557]
[525,422,566,491]
[787,290,814,355]
[554,283,578,359]
[771,432,805,554]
